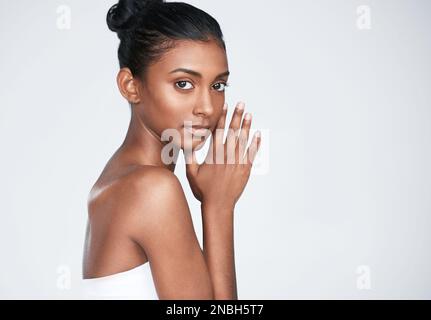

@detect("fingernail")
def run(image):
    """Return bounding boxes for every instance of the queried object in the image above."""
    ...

[237,102,245,110]
[244,113,252,120]
[223,103,227,110]
[255,131,261,138]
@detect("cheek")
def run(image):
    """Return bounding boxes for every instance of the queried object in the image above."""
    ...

[143,93,191,137]
[155,86,193,129]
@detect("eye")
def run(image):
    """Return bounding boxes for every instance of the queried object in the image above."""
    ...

[175,80,194,90]
[213,82,229,92]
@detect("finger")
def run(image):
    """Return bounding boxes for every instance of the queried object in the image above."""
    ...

[237,112,252,164]
[226,101,245,142]
[226,102,245,164]
[244,131,261,165]
[205,103,227,164]
[184,150,199,177]
[214,102,228,145]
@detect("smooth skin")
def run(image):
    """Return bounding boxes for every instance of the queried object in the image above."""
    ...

[82,39,261,299]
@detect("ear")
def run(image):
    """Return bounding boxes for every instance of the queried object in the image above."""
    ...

[116,68,141,104]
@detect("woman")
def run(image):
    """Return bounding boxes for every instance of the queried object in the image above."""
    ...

[82,0,261,300]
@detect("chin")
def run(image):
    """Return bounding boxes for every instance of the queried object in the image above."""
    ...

[192,139,207,151]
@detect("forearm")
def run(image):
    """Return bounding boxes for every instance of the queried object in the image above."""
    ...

[201,203,238,300]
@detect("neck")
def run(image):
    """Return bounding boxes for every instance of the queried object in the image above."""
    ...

[119,109,179,173]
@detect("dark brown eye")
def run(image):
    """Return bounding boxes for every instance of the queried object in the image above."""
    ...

[175,81,193,90]
[213,82,228,92]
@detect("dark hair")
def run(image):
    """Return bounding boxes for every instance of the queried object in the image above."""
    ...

[106,0,226,80]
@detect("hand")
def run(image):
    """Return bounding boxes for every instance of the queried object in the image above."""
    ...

[184,102,261,211]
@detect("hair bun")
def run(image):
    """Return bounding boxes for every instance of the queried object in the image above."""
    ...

[107,0,163,34]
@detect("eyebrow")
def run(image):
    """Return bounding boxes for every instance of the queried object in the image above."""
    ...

[169,68,230,80]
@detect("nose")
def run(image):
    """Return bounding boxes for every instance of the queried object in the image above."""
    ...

[192,90,214,118]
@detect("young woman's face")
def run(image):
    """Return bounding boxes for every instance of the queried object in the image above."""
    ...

[136,39,229,151]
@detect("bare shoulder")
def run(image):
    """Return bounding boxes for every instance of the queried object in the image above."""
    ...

[120,165,188,218]
[117,165,192,236]
[126,165,186,203]
[94,165,191,233]
[88,165,213,298]
[86,164,189,243]
[88,165,185,216]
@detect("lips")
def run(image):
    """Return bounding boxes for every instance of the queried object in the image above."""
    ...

[191,125,210,129]
[184,125,211,136]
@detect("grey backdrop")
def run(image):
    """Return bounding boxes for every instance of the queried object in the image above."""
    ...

[0,0,430,299]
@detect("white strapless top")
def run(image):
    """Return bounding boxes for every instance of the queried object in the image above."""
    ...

[81,262,158,300]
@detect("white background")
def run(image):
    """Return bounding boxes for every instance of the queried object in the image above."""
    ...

[0,0,430,299]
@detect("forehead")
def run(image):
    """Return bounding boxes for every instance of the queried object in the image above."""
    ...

[149,39,228,76]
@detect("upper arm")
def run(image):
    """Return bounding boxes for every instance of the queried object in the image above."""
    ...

[123,167,214,299]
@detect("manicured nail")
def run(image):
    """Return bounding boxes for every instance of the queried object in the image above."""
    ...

[237,102,245,110]
[223,103,227,110]
[255,131,261,138]
[244,112,252,121]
